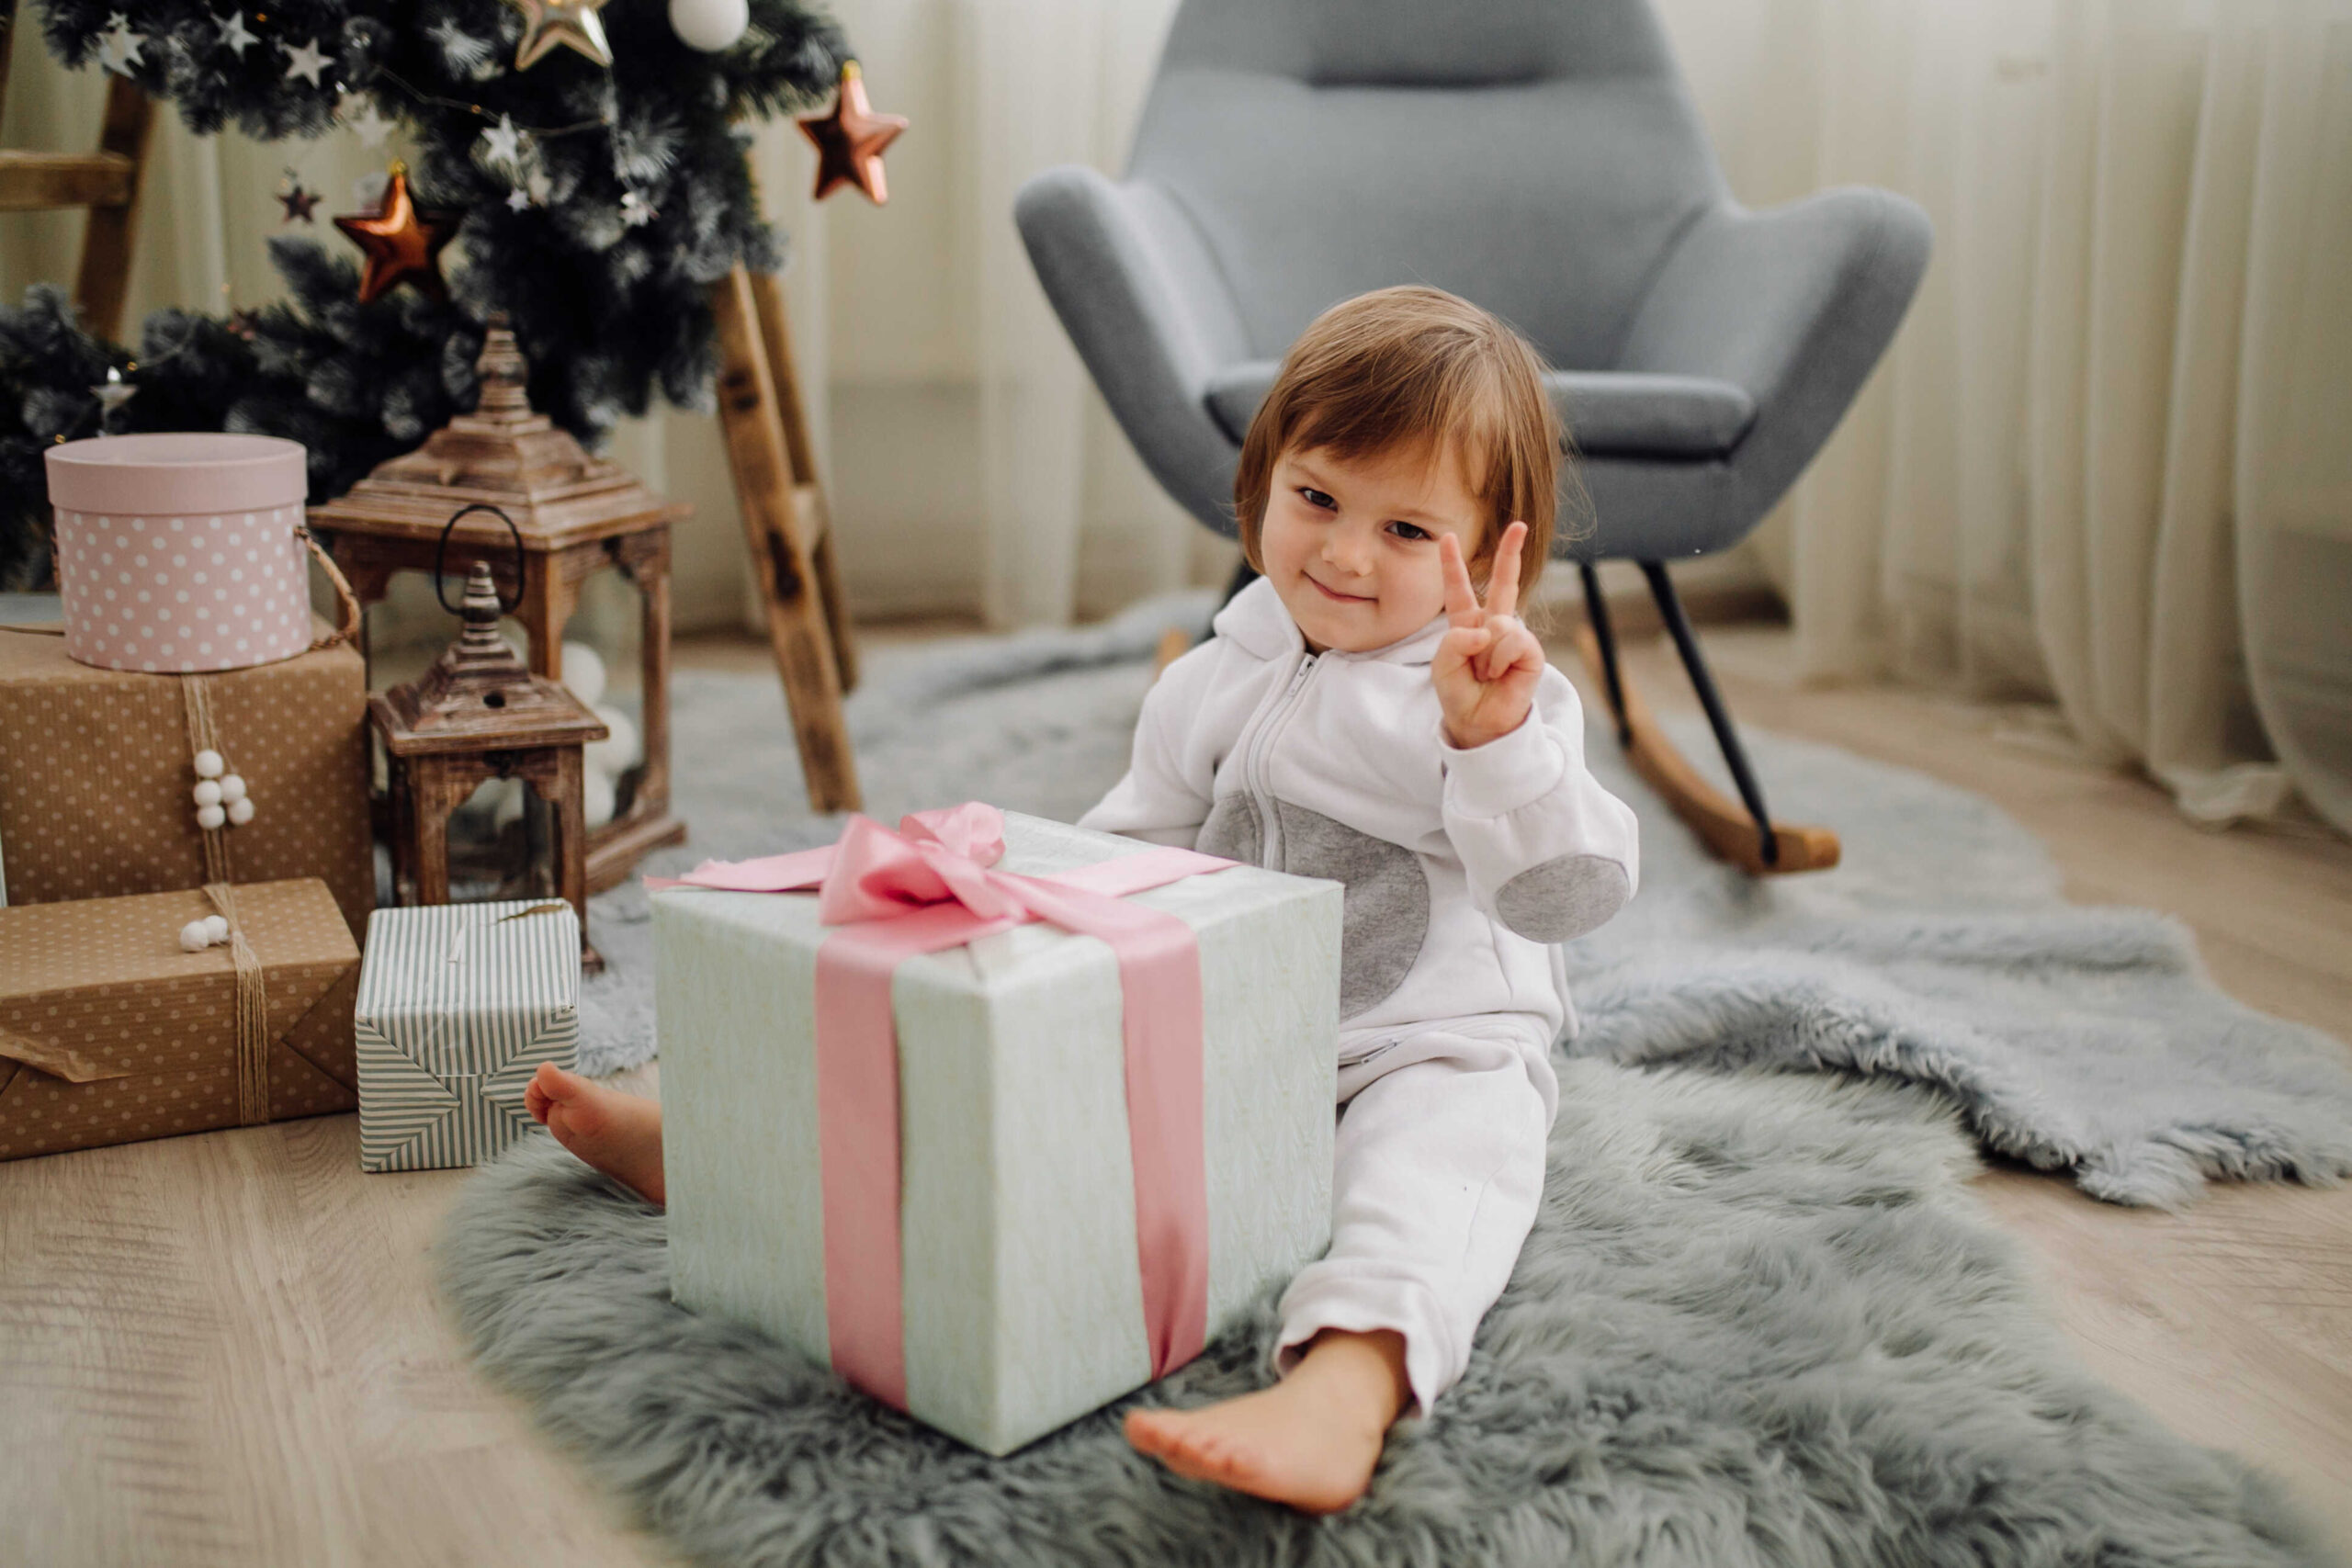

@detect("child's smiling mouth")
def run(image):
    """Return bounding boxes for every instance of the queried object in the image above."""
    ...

[1308,577,1375,604]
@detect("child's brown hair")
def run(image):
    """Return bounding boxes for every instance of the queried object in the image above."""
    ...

[1233,286,1572,599]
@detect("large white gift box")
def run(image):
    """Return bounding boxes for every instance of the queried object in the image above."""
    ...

[655,809,1341,1455]
[355,898,581,1172]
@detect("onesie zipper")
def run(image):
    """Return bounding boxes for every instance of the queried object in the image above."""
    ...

[1244,651,1319,868]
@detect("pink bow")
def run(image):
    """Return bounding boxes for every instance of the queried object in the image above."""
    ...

[650,804,1233,1411]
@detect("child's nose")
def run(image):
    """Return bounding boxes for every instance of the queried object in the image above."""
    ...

[1323,529,1374,575]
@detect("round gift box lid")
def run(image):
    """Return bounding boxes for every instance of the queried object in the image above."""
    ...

[45,433,308,515]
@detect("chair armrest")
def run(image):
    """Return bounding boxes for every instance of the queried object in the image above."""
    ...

[1617,187,1932,421]
[1015,166,1255,536]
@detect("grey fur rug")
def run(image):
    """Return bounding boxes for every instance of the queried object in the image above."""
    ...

[436,593,2352,1566]
[442,1066,2332,1566]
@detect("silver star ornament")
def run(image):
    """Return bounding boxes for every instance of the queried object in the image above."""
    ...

[342,96,397,149]
[213,9,256,57]
[481,115,525,168]
[91,367,138,417]
[281,37,331,86]
[98,14,146,76]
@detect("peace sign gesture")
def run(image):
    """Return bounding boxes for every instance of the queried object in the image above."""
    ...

[1432,522,1545,750]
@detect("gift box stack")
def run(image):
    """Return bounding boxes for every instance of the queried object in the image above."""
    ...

[0,434,374,1160]
[654,806,1344,1454]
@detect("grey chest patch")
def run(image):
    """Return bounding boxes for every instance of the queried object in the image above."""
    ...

[1195,794,1261,866]
[1197,795,1428,1020]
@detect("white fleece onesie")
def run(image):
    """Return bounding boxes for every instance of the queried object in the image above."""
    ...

[1080,576,1640,1412]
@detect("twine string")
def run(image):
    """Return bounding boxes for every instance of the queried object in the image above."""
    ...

[203,881,272,1126]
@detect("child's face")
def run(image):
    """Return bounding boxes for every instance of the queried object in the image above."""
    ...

[1261,441,1487,653]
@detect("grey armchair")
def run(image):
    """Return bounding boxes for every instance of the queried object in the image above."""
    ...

[1015,0,1931,873]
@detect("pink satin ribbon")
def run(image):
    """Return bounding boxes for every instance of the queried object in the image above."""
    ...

[649,803,1232,1410]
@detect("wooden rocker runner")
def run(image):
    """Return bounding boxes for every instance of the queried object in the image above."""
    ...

[1572,561,1838,877]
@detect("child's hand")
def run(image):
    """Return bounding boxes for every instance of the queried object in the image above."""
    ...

[1434,523,1544,750]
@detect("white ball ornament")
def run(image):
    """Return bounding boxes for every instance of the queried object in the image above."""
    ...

[586,703,641,775]
[196,803,227,830]
[193,779,224,808]
[203,915,230,943]
[219,774,247,804]
[179,920,212,953]
[582,766,616,829]
[226,797,255,827]
[193,749,225,779]
[668,0,749,51]
[560,642,607,708]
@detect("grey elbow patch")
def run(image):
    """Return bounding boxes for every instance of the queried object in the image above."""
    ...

[1494,855,1633,942]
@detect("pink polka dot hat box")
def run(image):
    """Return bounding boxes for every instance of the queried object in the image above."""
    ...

[45,433,314,674]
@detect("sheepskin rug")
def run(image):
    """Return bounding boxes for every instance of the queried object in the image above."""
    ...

[441,1065,2331,1566]
[435,592,2349,1565]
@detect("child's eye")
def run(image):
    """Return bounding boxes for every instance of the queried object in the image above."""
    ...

[1387,521,1433,542]
[1298,487,1336,511]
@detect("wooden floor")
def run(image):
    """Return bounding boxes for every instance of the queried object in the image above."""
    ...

[2,617,2346,1565]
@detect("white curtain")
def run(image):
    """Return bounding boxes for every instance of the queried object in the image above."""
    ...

[10,2,2350,831]
[1653,0,2352,833]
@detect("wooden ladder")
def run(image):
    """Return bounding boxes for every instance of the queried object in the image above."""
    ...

[708,265,864,815]
[0,0,156,342]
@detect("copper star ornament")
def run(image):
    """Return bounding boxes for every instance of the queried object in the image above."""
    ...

[797,62,907,204]
[507,0,614,70]
[278,181,321,223]
[334,163,459,303]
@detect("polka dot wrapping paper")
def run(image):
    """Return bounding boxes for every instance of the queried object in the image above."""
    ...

[0,628,374,942]
[0,880,360,1162]
[45,434,314,676]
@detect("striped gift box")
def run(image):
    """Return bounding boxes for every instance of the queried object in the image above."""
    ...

[355,898,581,1172]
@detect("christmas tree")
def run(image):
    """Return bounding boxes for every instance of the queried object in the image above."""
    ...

[1,0,847,590]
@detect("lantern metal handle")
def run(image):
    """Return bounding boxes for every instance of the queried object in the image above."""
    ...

[434,503,526,616]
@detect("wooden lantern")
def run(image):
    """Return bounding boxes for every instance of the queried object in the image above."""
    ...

[371,561,610,971]
[309,319,688,892]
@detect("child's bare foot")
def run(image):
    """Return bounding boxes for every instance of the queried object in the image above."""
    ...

[524,1063,666,1206]
[1124,1329,1410,1514]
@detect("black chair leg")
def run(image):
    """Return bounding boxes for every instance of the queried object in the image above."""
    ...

[1637,561,1780,868]
[1577,561,1632,747]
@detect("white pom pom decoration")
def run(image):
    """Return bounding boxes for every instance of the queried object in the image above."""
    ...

[191,752,250,829]
[179,920,212,953]
[582,765,616,829]
[586,703,641,776]
[668,0,749,51]
[203,915,230,943]
[560,642,607,708]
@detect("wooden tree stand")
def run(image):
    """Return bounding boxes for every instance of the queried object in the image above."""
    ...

[707,265,863,814]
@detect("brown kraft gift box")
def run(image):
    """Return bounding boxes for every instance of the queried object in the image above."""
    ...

[0,625,374,942]
[0,880,361,1161]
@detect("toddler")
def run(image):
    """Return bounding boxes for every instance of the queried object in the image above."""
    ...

[526,285,1639,1515]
